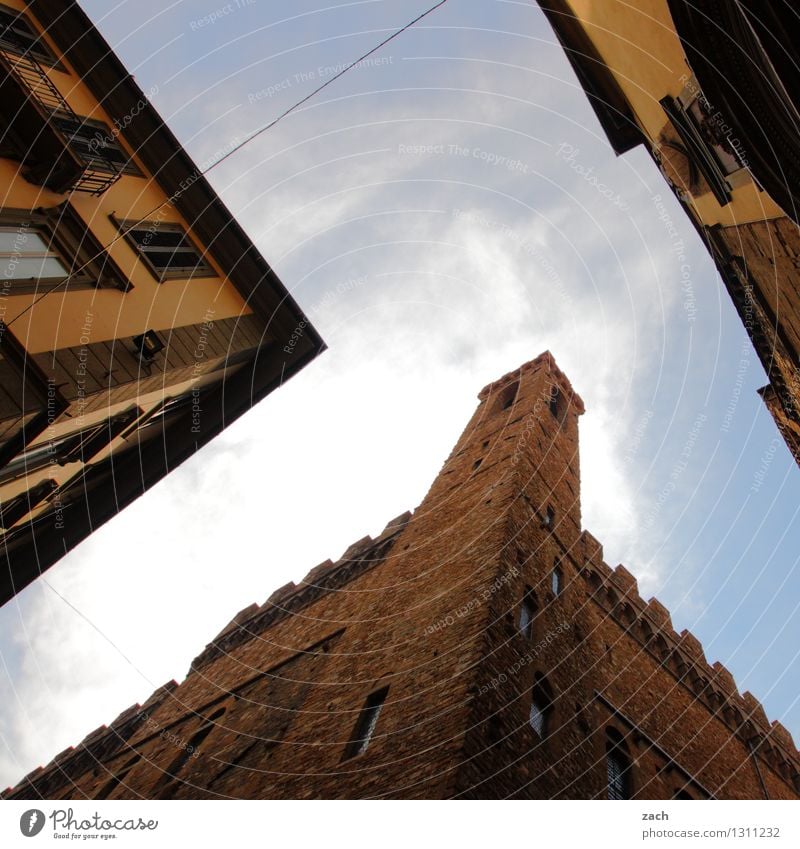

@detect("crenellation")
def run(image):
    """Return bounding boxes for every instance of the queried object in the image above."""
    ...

[712,661,739,696]
[644,598,673,631]
[214,603,259,640]
[579,562,800,776]
[108,705,140,729]
[678,630,706,664]
[300,559,335,586]
[6,352,796,800]
[610,564,638,598]
[770,721,796,752]
[579,529,603,564]
[741,692,770,732]
[340,535,374,561]
[266,582,297,606]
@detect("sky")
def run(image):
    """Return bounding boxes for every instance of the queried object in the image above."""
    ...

[1,0,798,788]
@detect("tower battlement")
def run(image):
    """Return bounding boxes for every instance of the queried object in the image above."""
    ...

[5,354,797,800]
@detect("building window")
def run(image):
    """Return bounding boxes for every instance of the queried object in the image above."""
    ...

[606,729,633,799]
[115,218,215,282]
[134,394,201,436]
[0,206,129,293]
[499,381,519,411]
[543,505,554,529]
[344,687,388,760]
[551,563,562,596]
[529,676,553,738]
[0,226,69,291]
[94,754,141,800]
[0,4,59,65]
[661,89,746,206]
[154,707,225,793]
[0,478,57,530]
[50,113,140,176]
[519,592,536,639]
[529,699,547,737]
[549,386,560,418]
[0,407,140,485]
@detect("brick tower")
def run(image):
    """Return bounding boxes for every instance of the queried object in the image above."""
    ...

[6,353,799,799]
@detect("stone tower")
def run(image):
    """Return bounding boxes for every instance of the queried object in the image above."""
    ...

[5,353,799,799]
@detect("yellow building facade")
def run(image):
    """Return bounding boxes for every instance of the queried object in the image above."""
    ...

[0,1,324,603]
[539,0,800,465]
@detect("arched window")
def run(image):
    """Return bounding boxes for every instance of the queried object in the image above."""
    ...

[550,563,562,596]
[94,753,140,800]
[606,728,633,799]
[498,381,519,411]
[519,590,537,640]
[543,505,555,529]
[343,686,389,760]
[529,676,553,739]
[155,706,226,794]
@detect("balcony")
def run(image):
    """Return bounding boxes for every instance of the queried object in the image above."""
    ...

[0,40,123,195]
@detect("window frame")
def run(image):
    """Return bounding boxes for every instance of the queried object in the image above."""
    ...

[499,380,519,411]
[112,216,217,282]
[0,224,70,293]
[529,697,548,738]
[606,728,633,800]
[551,563,562,596]
[519,592,536,640]
[0,406,141,485]
[50,112,142,177]
[0,205,130,294]
[343,686,389,760]
[529,676,553,740]
[0,477,57,530]
[0,3,61,67]
[661,83,749,207]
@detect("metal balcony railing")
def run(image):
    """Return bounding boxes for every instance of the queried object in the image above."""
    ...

[0,39,123,195]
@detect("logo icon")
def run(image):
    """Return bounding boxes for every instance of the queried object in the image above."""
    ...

[19,810,45,837]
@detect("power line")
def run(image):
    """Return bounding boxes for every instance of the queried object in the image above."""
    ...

[6,0,450,328]
[208,0,449,175]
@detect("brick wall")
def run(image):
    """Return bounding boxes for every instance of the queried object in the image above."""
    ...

[6,353,798,800]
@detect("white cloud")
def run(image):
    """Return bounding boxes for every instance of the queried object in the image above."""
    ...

[1,0,754,788]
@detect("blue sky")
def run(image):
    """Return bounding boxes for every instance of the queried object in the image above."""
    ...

[0,0,798,787]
